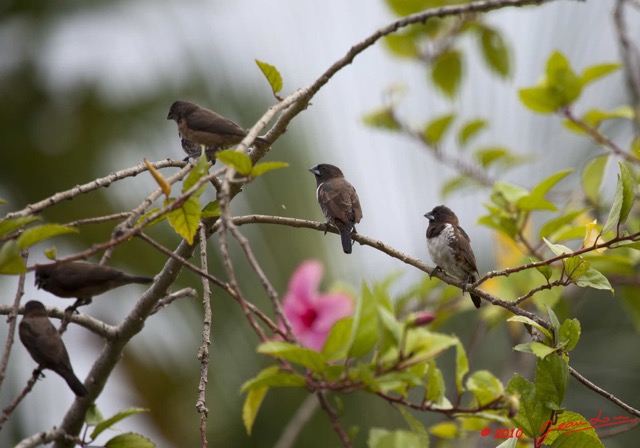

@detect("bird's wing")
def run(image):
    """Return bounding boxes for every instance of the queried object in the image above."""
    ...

[185,111,246,137]
[319,179,358,225]
[454,226,478,274]
[20,320,65,365]
[54,264,121,290]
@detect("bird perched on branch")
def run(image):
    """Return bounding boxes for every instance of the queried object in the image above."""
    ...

[309,163,363,254]
[19,300,87,396]
[167,100,269,160]
[35,261,153,308]
[424,205,481,308]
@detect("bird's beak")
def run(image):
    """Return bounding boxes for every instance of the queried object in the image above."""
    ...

[424,212,434,220]
[34,276,42,289]
[309,167,320,176]
[166,112,173,120]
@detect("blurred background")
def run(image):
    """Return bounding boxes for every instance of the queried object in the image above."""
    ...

[1,0,639,446]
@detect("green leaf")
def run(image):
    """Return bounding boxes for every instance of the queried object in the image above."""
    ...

[215,149,252,175]
[558,319,580,352]
[257,341,326,371]
[251,161,289,177]
[397,406,429,448]
[201,200,221,218]
[424,113,455,145]
[0,216,40,238]
[431,50,462,98]
[368,428,421,448]
[104,432,155,448]
[44,247,57,260]
[547,305,561,333]
[517,169,573,212]
[242,386,267,436]
[425,360,445,404]
[565,256,589,280]
[384,32,419,58]
[255,59,283,94]
[455,341,469,394]
[90,407,149,440]
[519,86,562,114]
[183,152,210,193]
[507,316,553,340]
[0,241,26,274]
[582,156,608,204]
[348,283,378,357]
[241,366,306,392]
[545,51,582,105]
[535,262,553,281]
[457,119,487,147]
[565,106,635,133]
[466,370,504,406]
[362,107,400,130]
[428,421,458,439]
[136,208,167,228]
[529,341,558,359]
[543,237,573,257]
[506,374,546,438]
[617,162,635,227]
[474,146,523,169]
[542,411,604,447]
[478,26,510,77]
[574,267,613,293]
[165,195,201,245]
[322,317,353,361]
[16,224,78,250]
[539,210,586,240]
[85,403,104,426]
[535,354,568,410]
[580,62,621,86]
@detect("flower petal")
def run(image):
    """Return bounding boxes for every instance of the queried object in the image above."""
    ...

[287,260,323,305]
[312,293,354,332]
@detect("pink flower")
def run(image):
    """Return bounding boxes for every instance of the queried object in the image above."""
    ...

[282,260,353,351]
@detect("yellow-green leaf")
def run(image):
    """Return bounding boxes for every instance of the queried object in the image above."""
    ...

[201,201,221,218]
[478,26,510,78]
[424,113,455,145]
[362,107,400,130]
[0,216,41,238]
[17,224,78,250]
[166,196,201,245]
[255,59,283,94]
[144,158,171,197]
[431,50,462,98]
[216,149,253,175]
[0,241,26,274]
[580,62,621,86]
[91,407,149,440]
[104,432,155,448]
[457,119,487,147]
[183,152,210,193]
[242,386,268,436]
[251,161,289,177]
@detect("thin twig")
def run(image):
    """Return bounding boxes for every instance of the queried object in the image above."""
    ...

[196,226,212,448]
[614,0,640,133]
[569,366,640,418]
[64,212,133,228]
[0,269,26,392]
[3,159,187,221]
[561,107,640,164]
[0,369,41,430]
[150,288,198,315]
[138,232,282,336]
[316,391,352,447]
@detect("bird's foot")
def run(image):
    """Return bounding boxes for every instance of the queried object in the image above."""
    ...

[430,266,443,279]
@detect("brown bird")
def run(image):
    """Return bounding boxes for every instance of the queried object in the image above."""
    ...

[35,261,153,307]
[167,100,269,155]
[424,205,481,308]
[309,163,363,254]
[19,301,87,396]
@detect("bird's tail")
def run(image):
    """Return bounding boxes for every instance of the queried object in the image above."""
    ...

[61,370,87,397]
[470,293,481,308]
[128,275,154,285]
[338,227,353,254]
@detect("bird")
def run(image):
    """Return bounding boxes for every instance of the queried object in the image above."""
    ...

[35,261,153,307]
[309,163,363,254]
[424,205,481,308]
[167,100,269,157]
[19,300,87,396]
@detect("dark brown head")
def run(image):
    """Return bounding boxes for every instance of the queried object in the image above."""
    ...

[167,100,199,121]
[34,264,54,290]
[23,300,47,317]
[309,164,345,183]
[424,205,460,225]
